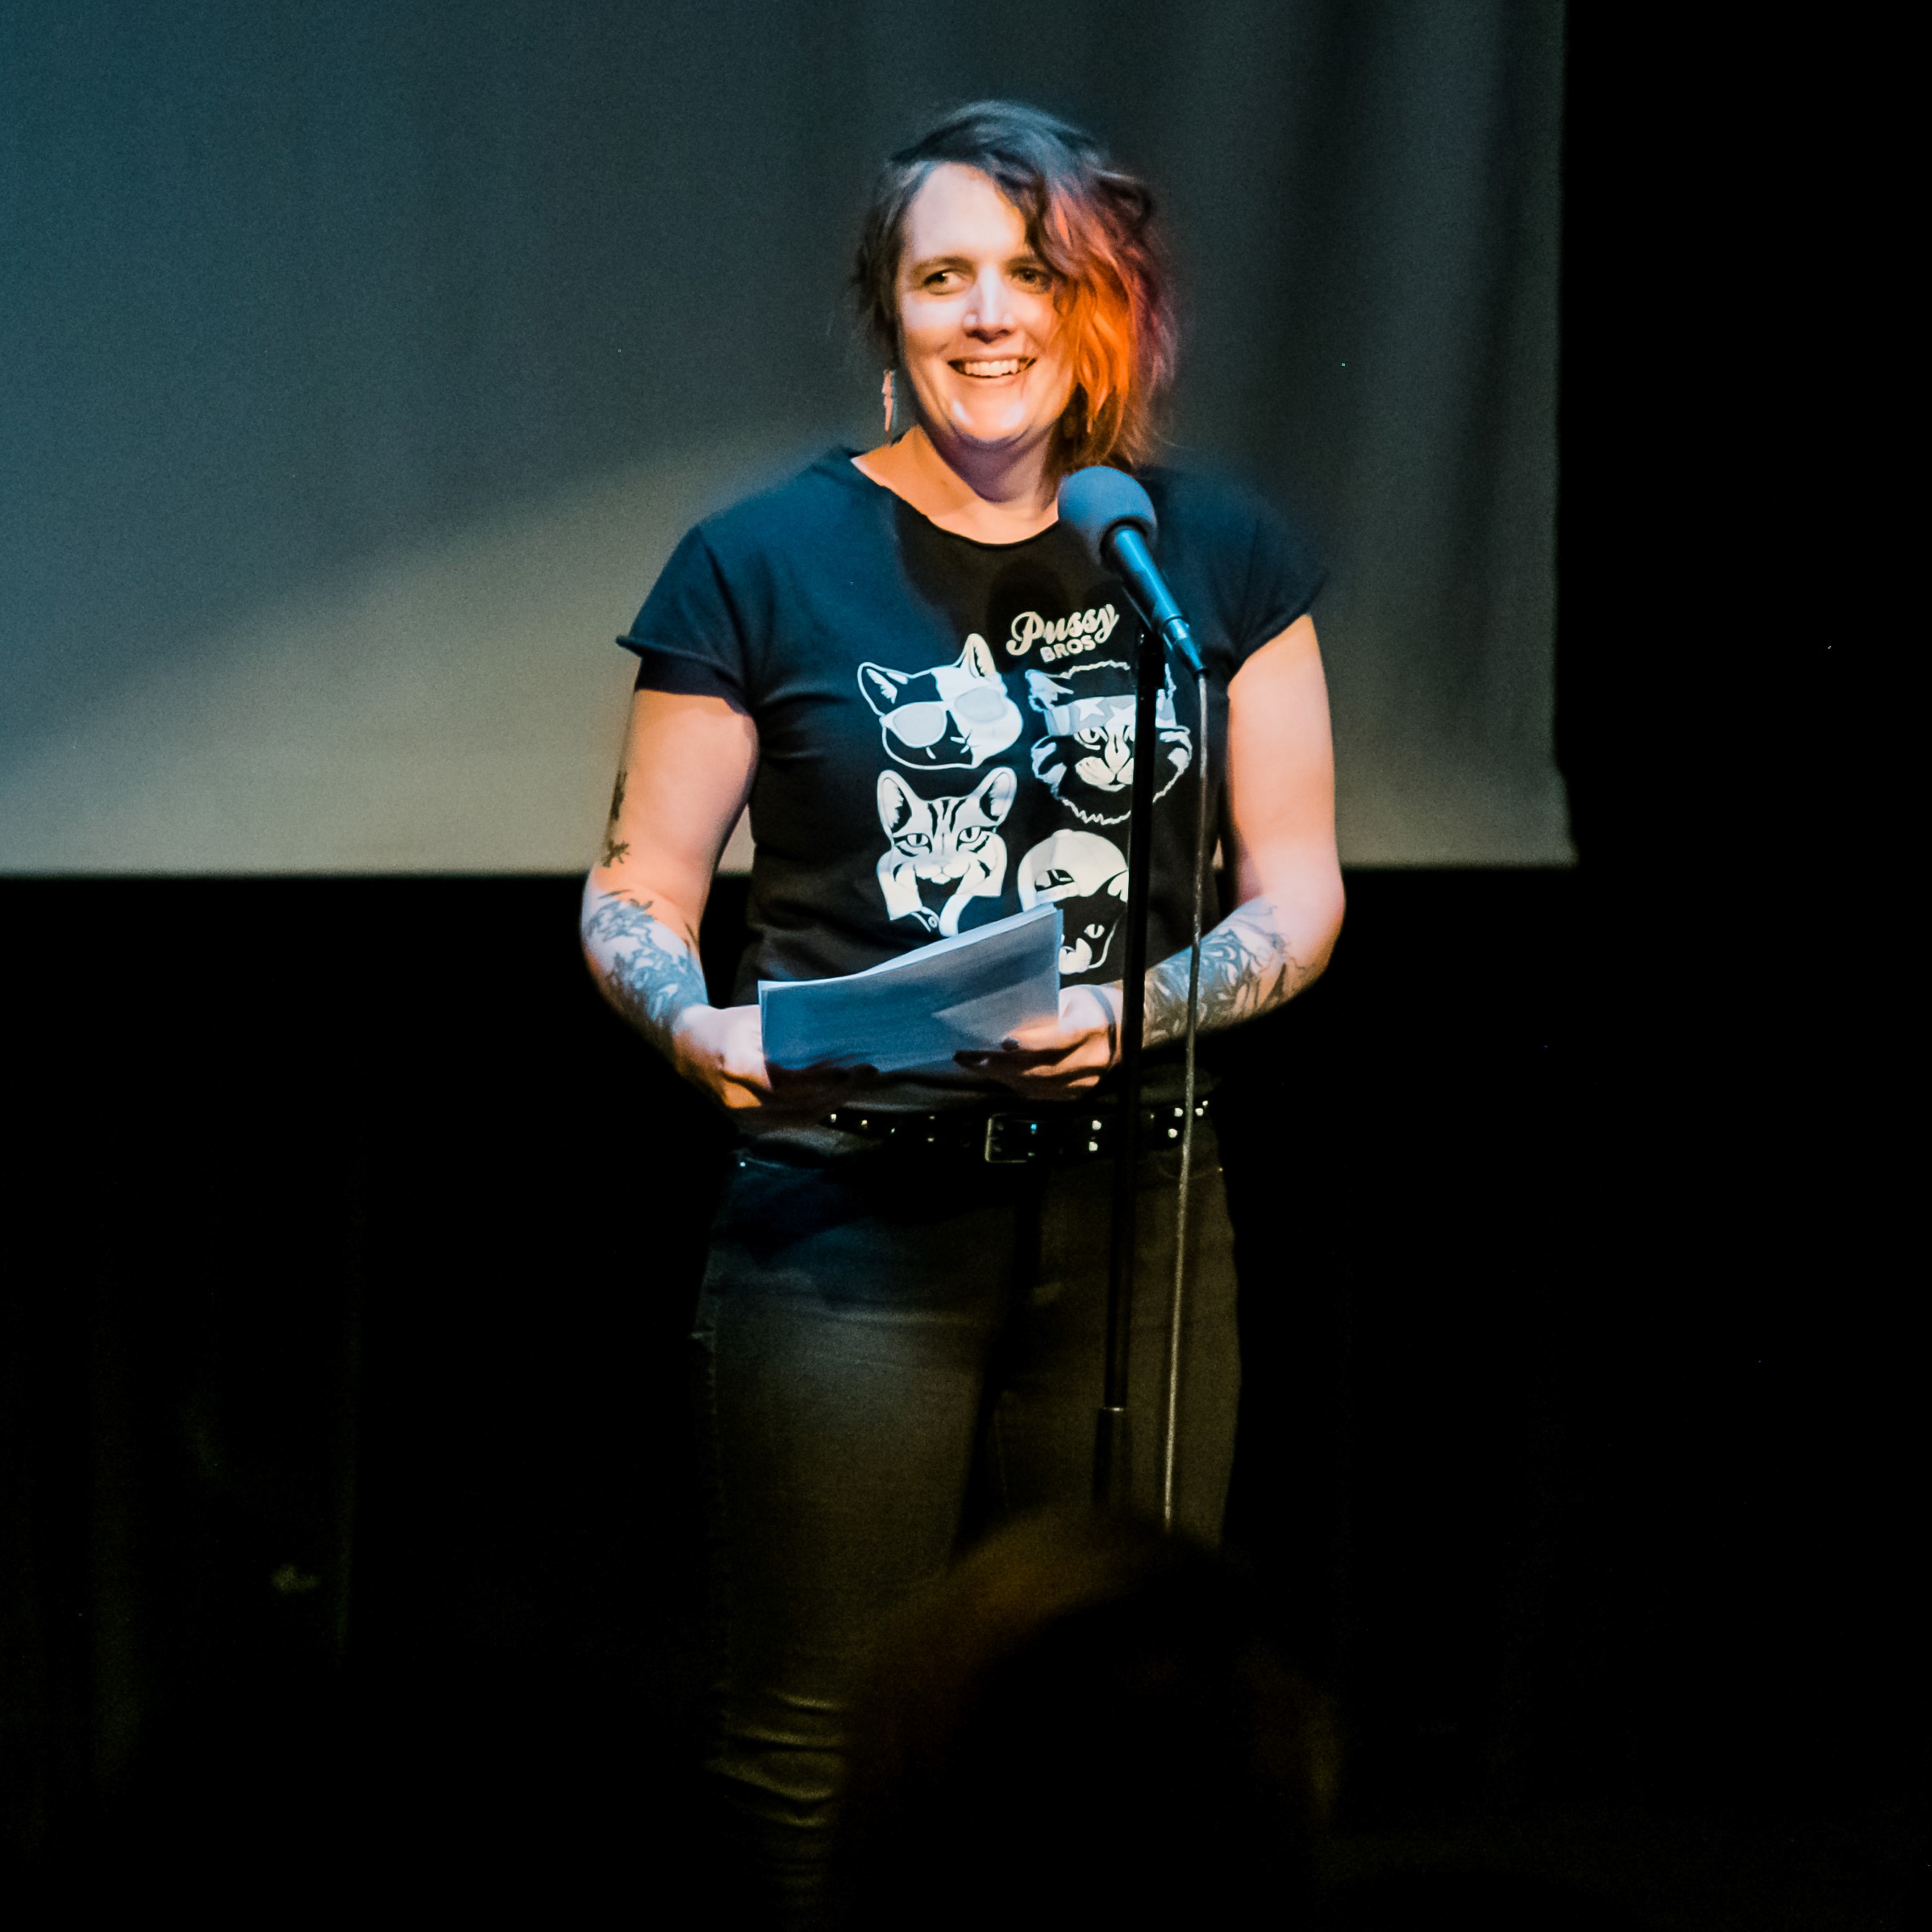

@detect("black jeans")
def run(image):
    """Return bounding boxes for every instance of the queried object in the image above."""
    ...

[688,1126,1240,1927]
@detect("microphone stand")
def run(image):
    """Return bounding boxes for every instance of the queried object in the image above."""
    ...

[1093,613,1201,1510]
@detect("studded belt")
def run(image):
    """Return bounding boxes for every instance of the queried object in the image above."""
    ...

[818,1096,1211,1165]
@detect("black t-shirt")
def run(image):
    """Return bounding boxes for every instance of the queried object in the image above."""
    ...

[620,448,1324,1088]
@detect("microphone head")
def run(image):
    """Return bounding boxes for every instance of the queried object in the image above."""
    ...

[1056,466,1158,569]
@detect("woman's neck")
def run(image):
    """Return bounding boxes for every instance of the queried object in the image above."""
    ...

[852,425,1059,543]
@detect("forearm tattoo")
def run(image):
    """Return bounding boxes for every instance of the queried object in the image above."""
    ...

[583,891,708,1051]
[1143,898,1314,1047]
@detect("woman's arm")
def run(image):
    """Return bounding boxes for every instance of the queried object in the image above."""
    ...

[1144,611,1343,1043]
[961,613,1343,1093]
[582,688,858,1117]
[581,685,747,1064]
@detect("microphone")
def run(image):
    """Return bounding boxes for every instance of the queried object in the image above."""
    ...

[1056,467,1203,675]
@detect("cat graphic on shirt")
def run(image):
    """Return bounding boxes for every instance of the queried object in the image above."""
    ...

[1018,829,1130,976]
[859,634,1024,770]
[1024,657,1193,826]
[876,767,1016,936]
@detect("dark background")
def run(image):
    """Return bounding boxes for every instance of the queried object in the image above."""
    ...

[2,6,1907,1928]
[6,849,1909,1924]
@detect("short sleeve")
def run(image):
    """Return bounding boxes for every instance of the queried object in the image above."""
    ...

[1235,498,1327,667]
[618,526,751,705]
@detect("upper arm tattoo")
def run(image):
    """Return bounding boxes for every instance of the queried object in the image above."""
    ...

[1143,899,1314,1047]
[601,769,631,868]
[583,891,707,1049]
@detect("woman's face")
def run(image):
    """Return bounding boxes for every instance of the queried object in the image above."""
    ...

[894,163,1074,459]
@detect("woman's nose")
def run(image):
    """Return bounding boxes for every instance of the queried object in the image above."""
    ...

[964,269,1013,333]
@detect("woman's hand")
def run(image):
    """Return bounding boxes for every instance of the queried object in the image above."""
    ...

[954,983,1122,1097]
[672,1003,876,1121]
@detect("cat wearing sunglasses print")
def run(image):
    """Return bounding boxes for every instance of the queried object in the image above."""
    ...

[858,634,1024,770]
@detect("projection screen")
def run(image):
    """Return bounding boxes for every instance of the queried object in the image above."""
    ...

[0,1,1570,873]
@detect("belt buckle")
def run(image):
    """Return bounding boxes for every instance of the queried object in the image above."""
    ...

[983,1113,1046,1164]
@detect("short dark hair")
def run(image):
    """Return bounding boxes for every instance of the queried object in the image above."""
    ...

[851,101,1178,473]
[831,1510,1328,1929]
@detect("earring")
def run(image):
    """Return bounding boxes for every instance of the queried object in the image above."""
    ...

[881,368,894,439]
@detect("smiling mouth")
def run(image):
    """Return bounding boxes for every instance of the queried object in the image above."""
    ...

[951,357,1034,379]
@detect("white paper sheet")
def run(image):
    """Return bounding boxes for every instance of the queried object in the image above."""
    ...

[758,905,1062,1076]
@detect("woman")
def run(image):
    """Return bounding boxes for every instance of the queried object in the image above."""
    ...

[581,102,1343,1926]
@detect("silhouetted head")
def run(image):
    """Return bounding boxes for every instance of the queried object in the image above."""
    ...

[832,1509,1329,1929]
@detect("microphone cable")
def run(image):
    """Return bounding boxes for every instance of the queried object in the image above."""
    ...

[1160,664,1211,1532]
